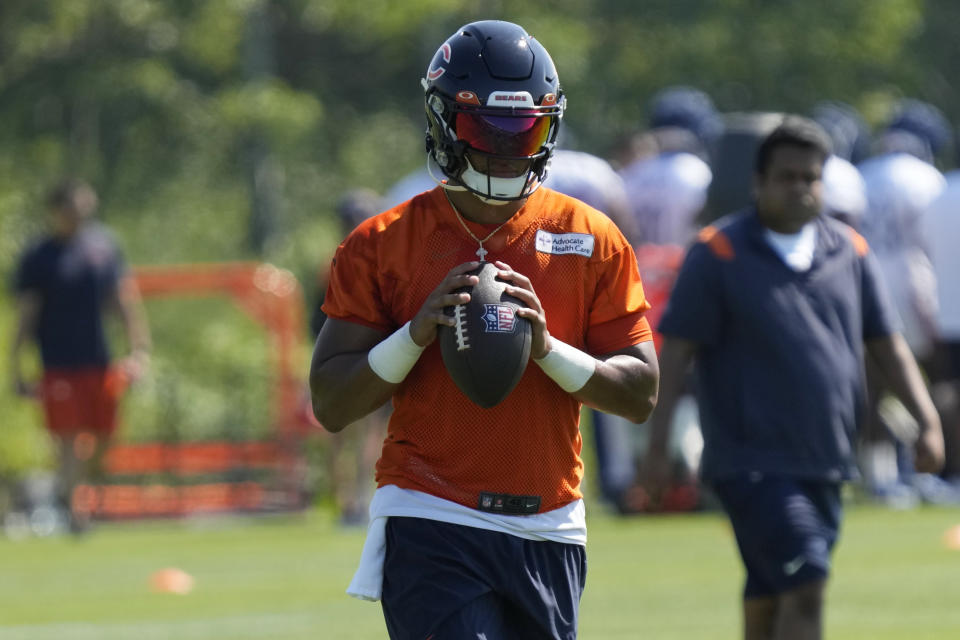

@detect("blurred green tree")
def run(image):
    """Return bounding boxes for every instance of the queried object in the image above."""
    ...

[0,0,956,487]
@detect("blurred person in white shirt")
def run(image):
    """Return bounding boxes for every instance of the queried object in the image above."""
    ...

[812,101,871,228]
[619,86,719,247]
[856,100,952,504]
[858,101,949,366]
[542,148,638,244]
[922,166,960,483]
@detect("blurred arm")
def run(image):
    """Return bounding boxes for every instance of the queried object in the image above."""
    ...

[866,332,944,474]
[113,275,152,378]
[638,336,698,500]
[10,292,41,396]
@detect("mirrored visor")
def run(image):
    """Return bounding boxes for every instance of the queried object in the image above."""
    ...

[454,111,552,156]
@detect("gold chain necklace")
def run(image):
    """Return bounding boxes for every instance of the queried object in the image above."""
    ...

[445,190,509,261]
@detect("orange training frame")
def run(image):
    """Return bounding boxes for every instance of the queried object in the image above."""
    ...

[75,262,311,519]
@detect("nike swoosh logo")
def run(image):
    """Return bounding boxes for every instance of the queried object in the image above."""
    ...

[783,555,806,576]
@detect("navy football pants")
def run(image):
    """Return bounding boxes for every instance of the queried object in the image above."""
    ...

[381,516,586,639]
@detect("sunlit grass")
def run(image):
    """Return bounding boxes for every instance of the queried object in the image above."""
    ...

[1,504,958,639]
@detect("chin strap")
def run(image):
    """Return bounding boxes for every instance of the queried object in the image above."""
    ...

[448,157,544,204]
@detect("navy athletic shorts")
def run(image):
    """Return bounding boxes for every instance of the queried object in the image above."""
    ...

[380,516,586,640]
[711,474,842,598]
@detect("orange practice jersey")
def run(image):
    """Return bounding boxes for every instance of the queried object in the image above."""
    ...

[323,186,652,512]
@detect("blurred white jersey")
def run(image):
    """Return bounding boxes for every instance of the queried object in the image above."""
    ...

[858,152,946,357]
[923,170,960,340]
[383,168,438,209]
[822,155,867,226]
[619,151,712,246]
[543,150,636,241]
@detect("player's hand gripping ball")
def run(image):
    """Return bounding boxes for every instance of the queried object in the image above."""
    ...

[439,262,532,408]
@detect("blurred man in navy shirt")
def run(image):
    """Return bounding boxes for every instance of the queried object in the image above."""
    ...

[642,117,943,640]
[11,179,150,532]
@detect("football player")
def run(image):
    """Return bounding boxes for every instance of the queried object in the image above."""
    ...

[923,165,960,484]
[310,20,659,639]
[619,85,718,246]
[856,100,948,504]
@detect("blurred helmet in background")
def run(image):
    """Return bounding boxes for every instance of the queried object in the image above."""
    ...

[822,155,867,228]
[647,85,722,153]
[876,99,952,165]
[812,100,872,165]
[335,188,384,233]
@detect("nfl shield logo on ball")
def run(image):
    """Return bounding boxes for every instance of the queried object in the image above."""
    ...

[481,304,517,333]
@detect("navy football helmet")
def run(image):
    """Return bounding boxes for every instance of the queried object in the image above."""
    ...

[882,98,952,164]
[811,100,871,164]
[648,85,721,147]
[422,21,566,204]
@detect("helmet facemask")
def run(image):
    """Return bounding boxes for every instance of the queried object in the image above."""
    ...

[425,87,564,204]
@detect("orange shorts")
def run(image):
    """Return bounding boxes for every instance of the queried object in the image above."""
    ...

[40,367,128,437]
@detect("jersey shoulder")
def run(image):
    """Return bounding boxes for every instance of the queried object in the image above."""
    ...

[662,152,712,188]
[689,210,755,261]
[860,153,945,194]
[817,214,870,257]
[341,190,435,248]
[536,188,626,241]
[620,152,711,188]
[530,188,635,265]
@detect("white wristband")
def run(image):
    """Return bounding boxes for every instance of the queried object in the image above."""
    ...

[367,322,426,384]
[533,339,596,393]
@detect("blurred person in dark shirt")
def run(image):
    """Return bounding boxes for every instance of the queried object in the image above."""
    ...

[642,117,943,640]
[10,178,151,533]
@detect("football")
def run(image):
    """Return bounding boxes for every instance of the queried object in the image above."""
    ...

[439,262,532,408]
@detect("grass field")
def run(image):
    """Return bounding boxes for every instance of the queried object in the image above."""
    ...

[1,504,959,639]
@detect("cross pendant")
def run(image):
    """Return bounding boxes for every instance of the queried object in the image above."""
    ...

[476,246,488,260]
